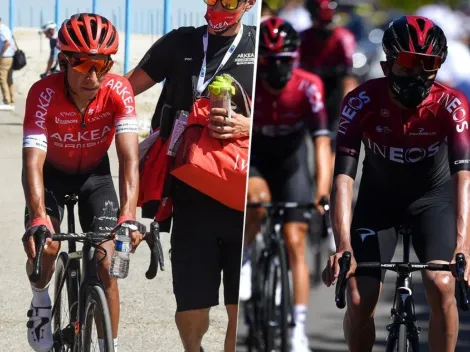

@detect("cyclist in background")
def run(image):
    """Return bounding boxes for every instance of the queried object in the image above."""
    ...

[242,17,331,352]
[299,0,358,166]
[38,21,60,79]
[22,14,142,352]
[323,16,470,352]
[261,0,284,20]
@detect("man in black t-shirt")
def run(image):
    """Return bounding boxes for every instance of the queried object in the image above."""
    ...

[125,1,256,351]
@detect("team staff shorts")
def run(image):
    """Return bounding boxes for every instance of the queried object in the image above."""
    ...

[24,155,119,233]
[351,173,456,282]
[249,131,314,224]
[170,179,243,312]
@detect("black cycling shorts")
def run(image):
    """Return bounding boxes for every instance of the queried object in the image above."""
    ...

[24,155,119,233]
[249,132,313,223]
[351,174,456,281]
[170,180,243,312]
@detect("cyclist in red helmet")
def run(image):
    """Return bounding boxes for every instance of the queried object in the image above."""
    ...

[22,13,141,352]
[323,15,470,351]
[244,17,331,351]
[299,0,358,176]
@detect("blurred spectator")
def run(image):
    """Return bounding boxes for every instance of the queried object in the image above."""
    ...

[39,21,59,79]
[0,17,15,111]
[279,0,312,32]
[416,4,470,99]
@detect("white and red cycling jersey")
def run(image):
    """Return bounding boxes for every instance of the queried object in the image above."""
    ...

[23,73,138,174]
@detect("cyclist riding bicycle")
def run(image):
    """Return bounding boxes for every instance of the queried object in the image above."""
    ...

[22,13,142,352]
[299,0,358,163]
[242,17,331,352]
[322,15,470,352]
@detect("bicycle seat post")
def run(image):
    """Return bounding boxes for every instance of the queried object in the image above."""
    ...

[64,193,78,252]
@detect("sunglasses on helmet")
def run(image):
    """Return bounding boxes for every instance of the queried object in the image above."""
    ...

[203,0,243,10]
[63,54,114,76]
[258,52,298,66]
[396,51,443,72]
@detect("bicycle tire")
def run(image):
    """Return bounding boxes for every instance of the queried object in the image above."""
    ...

[53,252,79,351]
[82,285,113,352]
[397,324,408,352]
[262,242,290,352]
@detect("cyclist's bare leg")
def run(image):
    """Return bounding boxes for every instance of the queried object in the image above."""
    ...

[244,177,271,247]
[421,264,458,352]
[284,222,310,304]
[175,308,210,352]
[344,276,382,352]
[25,216,61,288]
[284,221,310,343]
[97,239,120,339]
[224,304,238,352]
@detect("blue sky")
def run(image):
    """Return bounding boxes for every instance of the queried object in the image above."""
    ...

[0,0,260,34]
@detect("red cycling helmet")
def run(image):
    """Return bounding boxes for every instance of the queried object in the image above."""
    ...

[382,15,447,71]
[305,0,336,25]
[259,17,300,56]
[58,13,119,56]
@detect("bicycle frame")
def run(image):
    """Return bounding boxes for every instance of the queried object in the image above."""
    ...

[51,194,111,350]
[386,226,420,351]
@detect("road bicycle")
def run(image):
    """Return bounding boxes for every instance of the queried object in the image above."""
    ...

[335,223,470,352]
[30,193,164,351]
[244,202,315,352]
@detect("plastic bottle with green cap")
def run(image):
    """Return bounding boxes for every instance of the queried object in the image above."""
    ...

[208,74,236,121]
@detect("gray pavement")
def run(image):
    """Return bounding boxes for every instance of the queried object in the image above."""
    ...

[236,143,470,352]
[0,100,228,352]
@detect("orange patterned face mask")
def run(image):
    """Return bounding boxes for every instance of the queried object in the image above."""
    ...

[64,54,114,76]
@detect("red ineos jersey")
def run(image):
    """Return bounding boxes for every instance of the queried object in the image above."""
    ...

[297,26,356,77]
[253,68,329,137]
[23,73,138,174]
[336,78,470,189]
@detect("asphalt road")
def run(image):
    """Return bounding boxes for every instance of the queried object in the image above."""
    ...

[0,100,228,352]
[236,140,470,352]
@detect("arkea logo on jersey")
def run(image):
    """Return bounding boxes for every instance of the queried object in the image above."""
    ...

[365,138,441,163]
[338,90,371,135]
[234,53,255,65]
[50,126,112,148]
[105,79,135,115]
[35,88,55,130]
[438,92,468,133]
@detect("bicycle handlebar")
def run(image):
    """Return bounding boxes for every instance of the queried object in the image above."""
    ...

[246,202,317,209]
[29,222,164,283]
[334,251,470,311]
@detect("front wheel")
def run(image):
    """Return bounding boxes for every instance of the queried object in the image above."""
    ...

[397,324,408,352]
[82,285,113,352]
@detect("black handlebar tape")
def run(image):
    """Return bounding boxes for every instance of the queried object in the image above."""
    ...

[29,225,48,283]
[335,251,351,309]
[145,222,159,280]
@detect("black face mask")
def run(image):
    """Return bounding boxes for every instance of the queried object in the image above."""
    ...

[388,72,435,108]
[259,62,293,90]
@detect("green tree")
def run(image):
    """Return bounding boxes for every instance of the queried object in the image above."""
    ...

[378,0,459,13]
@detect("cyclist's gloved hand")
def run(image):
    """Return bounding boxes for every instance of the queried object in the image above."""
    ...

[451,249,470,282]
[322,248,357,287]
[22,217,54,264]
[112,216,146,253]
